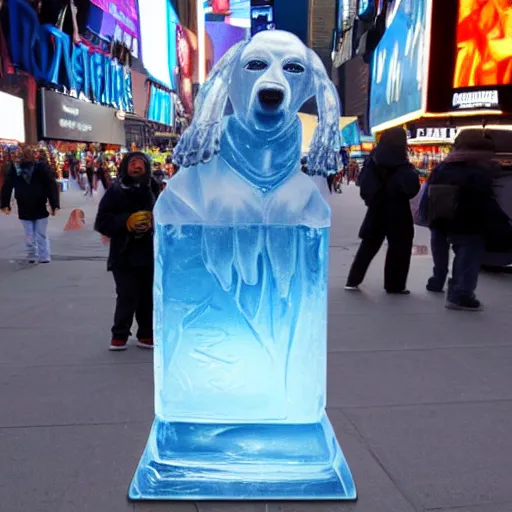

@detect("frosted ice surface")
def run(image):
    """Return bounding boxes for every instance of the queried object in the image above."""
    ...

[129,30,356,501]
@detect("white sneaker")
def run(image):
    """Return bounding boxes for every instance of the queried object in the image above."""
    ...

[344,285,360,291]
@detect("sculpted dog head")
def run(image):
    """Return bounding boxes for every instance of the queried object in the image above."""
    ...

[173,30,341,176]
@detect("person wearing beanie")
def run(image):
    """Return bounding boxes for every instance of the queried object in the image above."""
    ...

[420,129,498,311]
[345,127,420,294]
[94,152,161,351]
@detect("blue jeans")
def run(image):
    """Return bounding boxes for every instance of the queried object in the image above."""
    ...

[428,229,450,290]
[20,218,50,262]
[447,234,485,304]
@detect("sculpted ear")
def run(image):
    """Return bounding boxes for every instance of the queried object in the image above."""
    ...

[305,50,342,177]
[173,41,249,168]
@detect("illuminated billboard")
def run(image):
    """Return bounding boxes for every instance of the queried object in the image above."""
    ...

[138,0,179,89]
[89,0,138,39]
[204,0,250,28]
[0,92,25,143]
[453,0,512,89]
[369,0,432,132]
[205,22,247,66]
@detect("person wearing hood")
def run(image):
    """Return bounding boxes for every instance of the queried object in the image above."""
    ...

[420,130,502,311]
[0,146,60,263]
[345,127,420,293]
[95,152,161,351]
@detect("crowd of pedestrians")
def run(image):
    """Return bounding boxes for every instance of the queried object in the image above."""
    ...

[345,127,512,312]
[1,127,511,356]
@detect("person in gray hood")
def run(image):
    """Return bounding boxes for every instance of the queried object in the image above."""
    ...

[345,127,420,294]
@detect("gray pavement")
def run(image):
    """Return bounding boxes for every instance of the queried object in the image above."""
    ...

[1,182,512,512]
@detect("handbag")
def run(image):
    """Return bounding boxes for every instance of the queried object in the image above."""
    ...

[410,181,428,227]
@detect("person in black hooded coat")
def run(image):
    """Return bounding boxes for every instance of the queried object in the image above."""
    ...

[95,152,161,351]
[345,127,420,294]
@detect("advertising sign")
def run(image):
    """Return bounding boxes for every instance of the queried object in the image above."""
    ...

[450,0,512,112]
[251,4,275,35]
[7,0,134,112]
[369,0,432,131]
[453,0,512,89]
[147,85,175,127]
[177,25,194,113]
[89,0,139,38]
[138,0,178,89]
[40,89,126,145]
[452,90,500,110]
[205,22,248,65]
[408,127,457,141]
[0,92,25,143]
[204,0,251,28]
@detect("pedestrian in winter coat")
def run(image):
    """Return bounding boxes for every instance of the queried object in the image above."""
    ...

[420,130,501,311]
[0,146,60,263]
[345,127,420,294]
[94,152,161,351]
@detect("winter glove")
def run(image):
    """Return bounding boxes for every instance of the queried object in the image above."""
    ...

[126,211,153,233]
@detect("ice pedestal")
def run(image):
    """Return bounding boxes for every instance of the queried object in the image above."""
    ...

[129,224,356,500]
[129,415,355,500]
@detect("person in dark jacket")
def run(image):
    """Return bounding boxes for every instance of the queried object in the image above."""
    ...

[95,152,161,351]
[420,130,498,311]
[345,127,420,294]
[0,146,60,263]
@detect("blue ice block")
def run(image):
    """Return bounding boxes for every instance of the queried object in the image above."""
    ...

[129,29,356,501]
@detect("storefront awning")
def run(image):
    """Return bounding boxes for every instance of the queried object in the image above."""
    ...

[298,113,358,153]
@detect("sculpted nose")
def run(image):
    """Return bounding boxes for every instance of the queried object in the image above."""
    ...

[258,88,284,109]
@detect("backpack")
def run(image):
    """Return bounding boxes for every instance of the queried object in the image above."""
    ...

[428,184,460,223]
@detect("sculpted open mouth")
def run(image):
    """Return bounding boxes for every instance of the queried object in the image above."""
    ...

[258,88,285,111]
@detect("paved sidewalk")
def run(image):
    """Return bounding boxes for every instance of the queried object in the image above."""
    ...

[0,182,107,267]
[1,184,512,512]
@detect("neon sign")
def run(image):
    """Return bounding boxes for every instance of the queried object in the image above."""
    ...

[7,0,134,113]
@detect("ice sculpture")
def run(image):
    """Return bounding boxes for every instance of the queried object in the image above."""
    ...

[129,30,357,501]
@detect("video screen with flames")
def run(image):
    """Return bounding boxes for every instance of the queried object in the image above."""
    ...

[453,0,512,88]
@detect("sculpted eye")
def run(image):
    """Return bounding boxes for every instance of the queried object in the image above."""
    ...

[283,62,305,74]
[245,60,268,71]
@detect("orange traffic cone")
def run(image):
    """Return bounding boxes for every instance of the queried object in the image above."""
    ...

[64,209,86,231]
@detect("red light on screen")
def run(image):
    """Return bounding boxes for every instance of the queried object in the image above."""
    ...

[453,0,512,88]
[211,0,230,15]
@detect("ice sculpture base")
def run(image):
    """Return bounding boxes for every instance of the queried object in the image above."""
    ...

[128,414,357,501]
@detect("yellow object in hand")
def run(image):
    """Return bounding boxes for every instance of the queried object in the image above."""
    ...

[126,211,152,232]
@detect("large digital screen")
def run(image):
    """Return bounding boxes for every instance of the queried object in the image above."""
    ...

[358,0,370,16]
[369,0,431,131]
[204,0,250,28]
[205,21,248,66]
[0,92,25,143]
[453,0,512,88]
[86,3,140,57]
[138,0,178,89]
[89,0,138,38]
[251,5,275,35]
